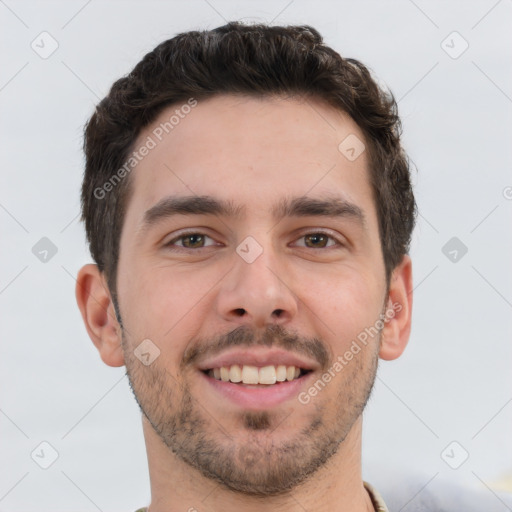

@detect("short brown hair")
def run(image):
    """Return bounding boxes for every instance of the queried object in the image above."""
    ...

[81,21,416,304]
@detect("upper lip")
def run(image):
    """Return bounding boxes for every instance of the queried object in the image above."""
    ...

[197,348,319,372]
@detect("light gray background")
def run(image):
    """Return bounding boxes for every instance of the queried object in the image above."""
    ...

[1,1,511,511]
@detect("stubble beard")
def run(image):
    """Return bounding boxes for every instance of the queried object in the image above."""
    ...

[122,328,380,497]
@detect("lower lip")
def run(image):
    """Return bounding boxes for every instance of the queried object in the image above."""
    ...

[199,371,314,410]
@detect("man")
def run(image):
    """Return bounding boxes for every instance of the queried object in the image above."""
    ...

[76,22,415,511]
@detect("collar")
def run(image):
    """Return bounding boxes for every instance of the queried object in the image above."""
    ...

[136,482,390,512]
[364,481,389,512]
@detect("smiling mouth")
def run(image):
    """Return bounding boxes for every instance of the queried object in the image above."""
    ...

[202,364,312,386]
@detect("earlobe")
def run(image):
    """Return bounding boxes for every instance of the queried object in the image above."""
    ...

[379,255,413,361]
[75,264,125,367]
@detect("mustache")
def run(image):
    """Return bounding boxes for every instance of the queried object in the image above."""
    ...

[182,324,330,370]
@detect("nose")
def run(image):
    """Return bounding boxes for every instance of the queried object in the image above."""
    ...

[215,243,299,329]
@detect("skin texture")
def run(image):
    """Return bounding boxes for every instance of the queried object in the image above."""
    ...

[76,94,413,512]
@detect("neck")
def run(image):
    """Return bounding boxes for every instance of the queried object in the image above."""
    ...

[143,415,374,512]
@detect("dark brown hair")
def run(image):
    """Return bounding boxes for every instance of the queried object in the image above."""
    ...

[81,21,416,305]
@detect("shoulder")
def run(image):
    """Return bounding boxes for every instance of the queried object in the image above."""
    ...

[377,475,512,512]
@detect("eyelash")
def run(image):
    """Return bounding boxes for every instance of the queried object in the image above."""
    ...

[164,230,343,251]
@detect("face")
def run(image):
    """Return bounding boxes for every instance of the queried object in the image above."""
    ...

[115,95,390,495]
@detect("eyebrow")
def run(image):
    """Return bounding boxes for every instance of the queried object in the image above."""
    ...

[140,194,366,233]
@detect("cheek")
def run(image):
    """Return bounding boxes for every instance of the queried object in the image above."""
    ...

[116,270,195,374]
[122,264,218,347]
[300,267,384,351]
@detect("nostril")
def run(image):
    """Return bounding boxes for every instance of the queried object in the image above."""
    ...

[234,308,246,316]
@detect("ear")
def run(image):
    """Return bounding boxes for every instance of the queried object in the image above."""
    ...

[379,254,413,361]
[75,264,125,367]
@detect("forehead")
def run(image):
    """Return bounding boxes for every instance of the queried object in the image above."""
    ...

[124,94,374,228]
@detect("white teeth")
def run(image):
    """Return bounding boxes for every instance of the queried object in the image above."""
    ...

[259,365,277,385]
[241,365,259,384]
[229,364,242,383]
[209,364,305,384]
[220,366,230,382]
[276,365,287,381]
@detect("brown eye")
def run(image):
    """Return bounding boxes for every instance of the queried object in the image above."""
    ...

[166,232,217,249]
[181,234,206,248]
[303,233,330,248]
[294,232,340,249]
